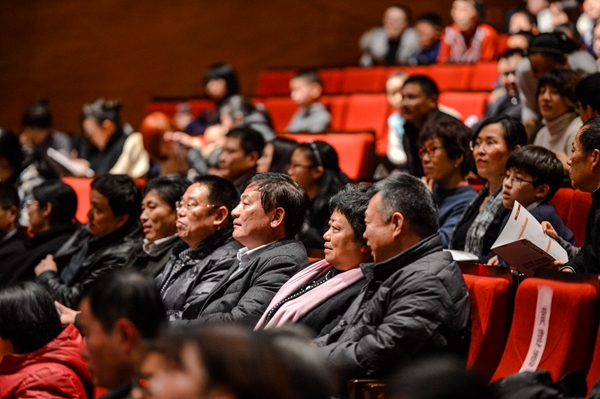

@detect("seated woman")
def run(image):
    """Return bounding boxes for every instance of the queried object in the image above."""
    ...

[220,95,276,142]
[419,120,477,248]
[533,69,582,172]
[256,137,299,174]
[141,112,190,178]
[133,176,190,277]
[72,99,149,177]
[255,184,371,336]
[449,115,528,262]
[0,282,92,398]
[287,141,350,250]
[1,180,78,287]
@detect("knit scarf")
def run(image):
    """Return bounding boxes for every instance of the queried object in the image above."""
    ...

[464,184,504,258]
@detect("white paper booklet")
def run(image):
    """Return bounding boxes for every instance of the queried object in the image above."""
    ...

[491,201,568,276]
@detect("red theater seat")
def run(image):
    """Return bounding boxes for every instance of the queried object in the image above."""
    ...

[340,67,388,93]
[438,92,489,122]
[587,328,600,394]
[321,95,349,130]
[548,187,574,227]
[255,70,296,96]
[62,177,92,224]
[282,132,374,180]
[319,68,344,94]
[491,276,598,383]
[342,94,389,156]
[462,264,513,382]
[260,97,298,132]
[567,190,593,247]
[470,62,499,91]
[425,64,473,91]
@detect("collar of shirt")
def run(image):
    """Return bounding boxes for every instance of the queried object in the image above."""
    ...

[236,242,273,271]
[526,200,542,211]
[0,228,17,244]
[143,234,178,255]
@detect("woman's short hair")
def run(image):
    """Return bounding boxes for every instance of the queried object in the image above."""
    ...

[536,69,580,105]
[82,98,123,127]
[22,99,52,129]
[527,32,577,63]
[204,63,240,98]
[473,115,528,151]
[0,282,62,354]
[0,129,24,173]
[140,112,173,162]
[269,138,299,174]
[329,184,371,246]
[419,120,474,176]
[32,179,78,226]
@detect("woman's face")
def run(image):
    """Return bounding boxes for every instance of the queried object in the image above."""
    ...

[550,2,569,26]
[323,209,369,270]
[140,189,178,243]
[287,148,319,190]
[27,196,48,235]
[205,78,228,101]
[473,123,511,181]
[83,118,113,150]
[451,0,479,32]
[420,137,463,186]
[538,85,571,121]
[256,143,274,174]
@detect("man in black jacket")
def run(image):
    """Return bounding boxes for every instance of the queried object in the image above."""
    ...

[314,174,471,380]
[35,174,143,308]
[181,173,310,325]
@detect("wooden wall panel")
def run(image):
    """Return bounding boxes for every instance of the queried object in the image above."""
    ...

[0,0,517,133]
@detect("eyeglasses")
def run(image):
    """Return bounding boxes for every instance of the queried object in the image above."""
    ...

[501,174,535,187]
[470,140,499,152]
[418,146,443,159]
[175,201,217,212]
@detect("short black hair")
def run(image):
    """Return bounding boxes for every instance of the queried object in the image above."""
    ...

[82,98,123,127]
[91,174,143,222]
[536,69,580,105]
[204,63,240,97]
[575,73,600,114]
[32,179,78,225]
[578,117,600,154]
[0,129,24,173]
[144,175,191,211]
[506,146,564,201]
[0,181,19,210]
[498,48,525,61]
[245,173,308,237]
[419,119,474,176]
[268,138,299,174]
[0,282,62,354]
[226,127,266,158]
[403,75,439,100]
[474,115,528,151]
[292,70,323,87]
[194,174,240,227]
[527,32,577,63]
[329,184,371,246]
[415,12,443,28]
[511,9,537,26]
[84,269,166,339]
[371,174,439,238]
[22,99,52,129]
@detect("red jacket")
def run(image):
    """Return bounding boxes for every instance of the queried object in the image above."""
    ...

[0,324,93,398]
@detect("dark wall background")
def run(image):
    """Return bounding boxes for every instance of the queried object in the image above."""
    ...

[0,0,516,133]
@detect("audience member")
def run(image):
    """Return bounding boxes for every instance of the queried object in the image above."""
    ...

[0,182,28,265]
[256,137,299,174]
[0,282,93,398]
[1,180,78,287]
[77,270,166,398]
[186,63,240,135]
[400,75,460,176]
[285,70,331,133]
[179,173,309,325]
[554,21,583,43]
[386,71,410,169]
[438,0,498,64]
[288,141,350,249]
[133,176,190,277]
[314,174,471,380]
[218,127,265,193]
[527,0,554,32]
[489,146,574,266]
[550,0,581,27]
[20,99,72,156]
[157,175,241,320]
[0,129,24,186]
[166,124,226,177]
[575,72,600,122]
[483,49,525,121]
[533,69,581,172]
[256,184,371,335]
[577,0,600,55]
[411,13,443,65]
[34,174,143,308]
[560,117,600,273]
[359,5,420,66]
[73,99,149,177]
[594,21,600,65]
[220,95,276,142]
[419,120,477,248]
[508,10,539,34]
[516,33,595,133]
[450,115,528,262]
[140,112,189,178]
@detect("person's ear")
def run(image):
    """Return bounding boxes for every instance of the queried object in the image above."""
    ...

[212,206,229,228]
[41,203,53,218]
[6,205,17,224]
[113,318,139,353]
[113,213,130,230]
[590,148,600,169]
[270,207,285,229]
[454,154,464,169]
[311,165,325,180]
[101,119,116,135]
[534,183,550,200]
[309,83,323,99]
[246,150,260,166]
[390,211,404,239]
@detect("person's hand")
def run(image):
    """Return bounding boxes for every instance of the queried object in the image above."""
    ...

[541,221,558,239]
[420,176,434,193]
[55,301,80,327]
[35,255,58,276]
[487,255,500,266]
[164,131,203,149]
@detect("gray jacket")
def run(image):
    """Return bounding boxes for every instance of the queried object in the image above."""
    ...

[359,27,420,66]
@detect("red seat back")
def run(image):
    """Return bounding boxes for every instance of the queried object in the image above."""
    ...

[260,97,298,132]
[491,277,598,382]
[567,190,593,247]
[62,177,92,224]
[319,69,344,94]
[548,188,574,227]
[470,62,499,91]
[321,95,349,131]
[425,64,474,91]
[340,67,388,93]
[342,94,389,156]
[587,328,600,394]
[255,70,295,96]
[438,92,489,122]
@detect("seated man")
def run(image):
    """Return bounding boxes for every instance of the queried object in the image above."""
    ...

[483,49,525,121]
[0,182,28,264]
[400,75,460,176]
[286,70,331,133]
[157,175,242,319]
[218,127,265,194]
[35,174,143,308]
[180,173,310,325]
[575,72,600,123]
[314,174,471,380]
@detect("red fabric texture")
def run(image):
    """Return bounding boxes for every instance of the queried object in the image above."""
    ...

[586,328,600,395]
[548,188,592,247]
[469,62,499,91]
[342,93,389,155]
[437,23,498,64]
[463,273,511,382]
[438,91,489,121]
[255,70,296,96]
[321,95,349,130]
[491,278,598,383]
[340,67,388,93]
[425,64,473,91]
[319,69,343,94]
[0,324,93,398]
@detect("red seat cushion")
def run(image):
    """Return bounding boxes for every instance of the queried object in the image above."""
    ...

[438,92,489,122]
[62,177,92,224]
[342,94,389,156]
[340,67,388,93]
[255,70,296,96]
[567,190,593,247]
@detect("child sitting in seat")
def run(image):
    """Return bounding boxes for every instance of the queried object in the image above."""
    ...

[412,13,443,65]
[385,72,410,169]
[285,70,331,133]
[488,145,575,265]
